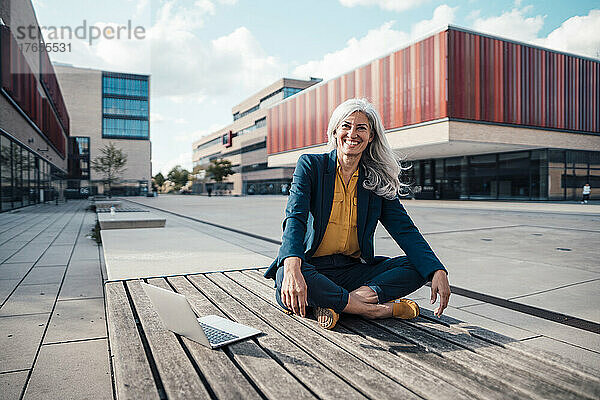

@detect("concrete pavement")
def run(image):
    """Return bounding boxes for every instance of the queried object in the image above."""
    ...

[0,201,111,400]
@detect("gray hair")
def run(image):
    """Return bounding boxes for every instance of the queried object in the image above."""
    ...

[326,98,410,200]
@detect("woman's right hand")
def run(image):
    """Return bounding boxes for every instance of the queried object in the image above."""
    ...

[281,257,308,317]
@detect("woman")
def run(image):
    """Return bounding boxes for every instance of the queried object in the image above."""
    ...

[263,98,450,329]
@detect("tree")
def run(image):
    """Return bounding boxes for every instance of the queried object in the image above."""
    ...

[206,159,234,183]
[167,165,189,190]
[153,172,165,187]
[91,142,127,197]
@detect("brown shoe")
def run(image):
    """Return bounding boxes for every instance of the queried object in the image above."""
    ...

[387,298,420,319]
[314,307,339,330]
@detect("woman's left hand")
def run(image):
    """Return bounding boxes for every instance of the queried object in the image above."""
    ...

[430,270,451,317]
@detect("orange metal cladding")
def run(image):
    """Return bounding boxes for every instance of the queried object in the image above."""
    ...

[267,30,449,154]
[449,28,599,134]
[267,27,599,155]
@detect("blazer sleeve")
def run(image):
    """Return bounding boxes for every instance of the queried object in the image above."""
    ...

[277,154,313,266]
[379,197,446,280]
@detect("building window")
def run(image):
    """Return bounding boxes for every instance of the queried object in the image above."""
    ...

[233,104,260,120]
[102,74,148,97]
[102,118,149,139]
[102,72,149,139]
[103,97,149,118]
[193,137,222,155]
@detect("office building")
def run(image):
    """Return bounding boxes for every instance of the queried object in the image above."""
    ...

[0,2,70,211]
[55,64,152,196]
[192,78,320,195]
[266,26,600,201]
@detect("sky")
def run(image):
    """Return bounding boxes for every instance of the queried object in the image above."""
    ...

[29,0,600,175]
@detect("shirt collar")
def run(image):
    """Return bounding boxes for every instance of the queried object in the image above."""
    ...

[336,159,359,178]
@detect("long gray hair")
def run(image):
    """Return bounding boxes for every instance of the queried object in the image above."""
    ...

[326,98,409,200]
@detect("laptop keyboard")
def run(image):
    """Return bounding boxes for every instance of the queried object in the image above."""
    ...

[199,321,239,345]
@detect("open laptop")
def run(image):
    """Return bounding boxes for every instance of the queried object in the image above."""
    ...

[140,282,261,349]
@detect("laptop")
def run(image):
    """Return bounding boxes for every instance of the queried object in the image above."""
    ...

[140,282,261,349]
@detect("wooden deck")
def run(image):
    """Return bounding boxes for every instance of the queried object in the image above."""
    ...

[105,269,600,400]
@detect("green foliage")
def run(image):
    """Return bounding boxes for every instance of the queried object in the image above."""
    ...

[91,142,127,195]
[153,172,165,187]
[167,165,189,189]
[206,159,234,183]
[192,165,204,175]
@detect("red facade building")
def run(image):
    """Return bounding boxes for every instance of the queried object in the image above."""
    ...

[267,26,600,201]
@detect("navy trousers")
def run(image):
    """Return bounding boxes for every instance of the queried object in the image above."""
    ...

[275,254,428,314]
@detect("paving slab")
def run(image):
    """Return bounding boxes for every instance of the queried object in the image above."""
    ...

[0,370,29,400]
[20,266,66,285]
[0,283,60,316]
[58,273,103,300]
[388,245,600,300]
[4,244,48,263]
[0,263,33,281]
[426,226,600,273]
[44,298,106,343]
[101,226,272,280]
[36,244,74,266]
[0,279,20,304]
[97,211,166,230]
[23,339,112,400]
[511,279,600,322]
[70,240,100,261]
[64,259,102,278]
[0,313,49,372]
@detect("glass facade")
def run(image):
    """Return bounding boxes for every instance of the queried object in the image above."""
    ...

[66,136,91,198]
[1,130,58,212]
[408,149,600,201]
[103,118,149,139]
[103,98,149,118]
[102,72,149,139]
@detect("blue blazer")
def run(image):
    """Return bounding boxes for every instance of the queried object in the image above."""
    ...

[264,149,446,280]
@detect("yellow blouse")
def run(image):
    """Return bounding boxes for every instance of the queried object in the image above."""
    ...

[313,162,361,258]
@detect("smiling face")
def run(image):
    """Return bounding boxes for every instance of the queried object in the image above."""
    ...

[335,111,373,159]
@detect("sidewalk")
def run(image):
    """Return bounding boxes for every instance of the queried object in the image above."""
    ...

[0,201,111,400]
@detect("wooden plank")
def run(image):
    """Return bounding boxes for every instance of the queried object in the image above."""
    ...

[209,272,422,400]
[432,310,600,381]
[372,317,583,399]
[127,280,210,399]
[187,274,365,400]
[105,282,159,400]
[240,270,528,400]
[147,277,262,400]
[408,311,600,399]
[187,274,320,400]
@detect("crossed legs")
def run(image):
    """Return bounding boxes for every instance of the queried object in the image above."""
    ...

[275,255,426,319]
[344,285,394,319]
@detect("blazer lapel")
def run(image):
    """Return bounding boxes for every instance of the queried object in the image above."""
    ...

[317,150,336,245]
[357,163,369,247]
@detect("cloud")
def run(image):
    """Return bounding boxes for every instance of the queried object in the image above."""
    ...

[339,0,431,12]
[537,9,600,59]
[154,151,192,175]
[293,5,456,81]
[472,6,545,42]
[472,7,600,59]
[151,113,187,125]
[411,4,456,38]
[48,0,285,102]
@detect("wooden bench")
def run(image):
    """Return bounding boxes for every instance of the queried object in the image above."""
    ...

[105,269,600,399]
